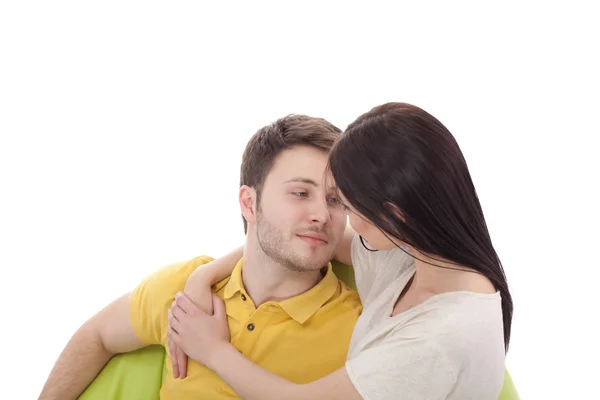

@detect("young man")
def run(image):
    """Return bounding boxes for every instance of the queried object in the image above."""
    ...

[39,115,362,400]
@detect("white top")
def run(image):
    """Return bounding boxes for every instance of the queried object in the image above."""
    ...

[345,235,506,400]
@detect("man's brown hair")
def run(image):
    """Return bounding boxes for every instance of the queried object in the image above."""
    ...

[240,114,342,233]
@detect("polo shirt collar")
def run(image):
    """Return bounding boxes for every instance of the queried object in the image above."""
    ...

[223,258,338,324]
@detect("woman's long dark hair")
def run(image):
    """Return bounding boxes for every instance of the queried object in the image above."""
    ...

[329,102,513,351]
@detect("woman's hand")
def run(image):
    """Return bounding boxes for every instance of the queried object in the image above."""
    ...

[168,267,214,378]
[168,292,231,369]
[167,247,243,378]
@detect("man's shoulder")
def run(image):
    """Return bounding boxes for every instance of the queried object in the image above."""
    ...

[134,255,215,297]
[325,277,362,314]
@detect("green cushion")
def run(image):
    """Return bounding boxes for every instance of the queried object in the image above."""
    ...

[498,368,520,400]
[332,260,356,290]
[79,260,519,400]
[79,345,164,400]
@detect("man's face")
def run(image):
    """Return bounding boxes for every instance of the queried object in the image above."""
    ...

[253,145,346,272]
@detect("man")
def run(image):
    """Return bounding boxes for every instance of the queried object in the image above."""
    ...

[39,115,362,399]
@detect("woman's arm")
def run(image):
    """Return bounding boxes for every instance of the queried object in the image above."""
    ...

[211,344,362,400]
[170,246,243,378]
[183,246,244,312]
[169,293,363,400]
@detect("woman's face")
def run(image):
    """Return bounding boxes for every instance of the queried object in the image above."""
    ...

[339,193,399,251]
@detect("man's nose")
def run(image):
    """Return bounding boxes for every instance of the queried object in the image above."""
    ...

[308,197,330,224]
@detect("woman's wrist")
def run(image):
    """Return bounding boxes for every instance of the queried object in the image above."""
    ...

[186,263,218,291]
[205,261,226,285]
[207,342,238,372]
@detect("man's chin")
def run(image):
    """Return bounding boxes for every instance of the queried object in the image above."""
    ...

[290,250,334,270]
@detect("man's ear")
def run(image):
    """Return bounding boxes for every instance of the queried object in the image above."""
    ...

[239,185,258,225]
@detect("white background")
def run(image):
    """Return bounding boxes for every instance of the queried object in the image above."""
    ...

[1,2,598,398]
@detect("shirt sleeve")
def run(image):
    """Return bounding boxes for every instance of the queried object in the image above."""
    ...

[129,256,214,344]
[345,335,456,400]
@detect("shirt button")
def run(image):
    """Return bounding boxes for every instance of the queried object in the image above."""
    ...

[241,294,247,301]
[247,323,255,331]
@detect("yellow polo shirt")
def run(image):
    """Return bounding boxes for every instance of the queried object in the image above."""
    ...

[130,255,362,399]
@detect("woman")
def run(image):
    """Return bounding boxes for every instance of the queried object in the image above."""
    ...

[168,102,513,399]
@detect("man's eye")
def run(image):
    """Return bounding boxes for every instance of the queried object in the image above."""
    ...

[293,192,308,197]
[327,198,349,210]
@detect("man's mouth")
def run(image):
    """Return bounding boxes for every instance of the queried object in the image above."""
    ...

[297,233,328,245]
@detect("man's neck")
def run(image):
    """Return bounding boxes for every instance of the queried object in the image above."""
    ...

[241,241,324,307]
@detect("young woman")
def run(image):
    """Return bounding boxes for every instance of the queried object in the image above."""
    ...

[168,102,513,399]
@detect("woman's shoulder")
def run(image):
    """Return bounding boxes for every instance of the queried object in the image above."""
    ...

[351,234,413,273]
[394,290,504,347]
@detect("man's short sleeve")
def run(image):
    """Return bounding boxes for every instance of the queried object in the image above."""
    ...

[129,256,214,344]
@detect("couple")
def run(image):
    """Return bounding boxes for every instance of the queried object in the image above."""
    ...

[40,102,512,399]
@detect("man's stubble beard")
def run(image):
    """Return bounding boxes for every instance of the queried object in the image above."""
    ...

[255,209,334,272]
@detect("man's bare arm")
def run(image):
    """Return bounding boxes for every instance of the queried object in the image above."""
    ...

[38,292,146,400]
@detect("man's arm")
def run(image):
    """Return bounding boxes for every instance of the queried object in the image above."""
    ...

[38,292,146,400]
